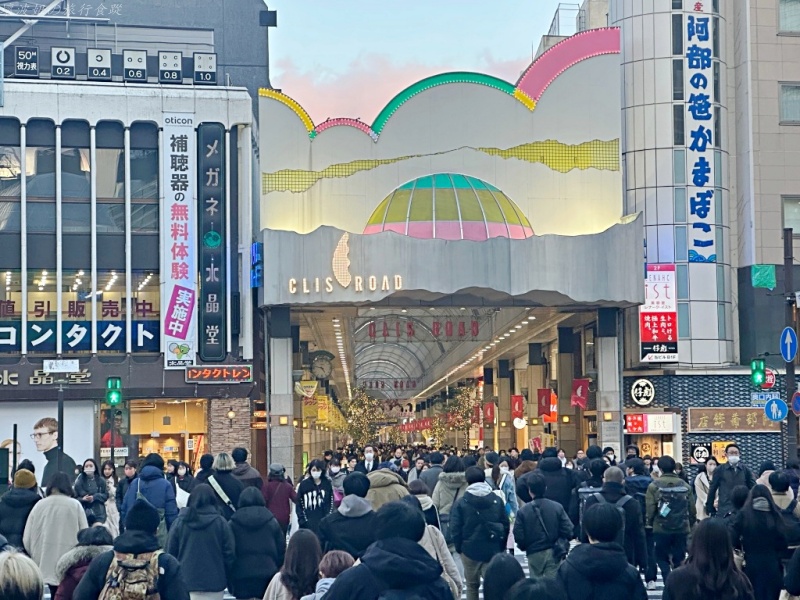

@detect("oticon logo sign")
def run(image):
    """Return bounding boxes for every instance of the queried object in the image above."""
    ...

[164,116,193,125]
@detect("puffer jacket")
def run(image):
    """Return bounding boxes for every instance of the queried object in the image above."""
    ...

[228,505,285,599]
[73,473,108,524]
[449,482,509,562]
[54,544,112,600]
[120,465,179,528]
[431,472,468,516]
[207,471,245,520]
[0,487,40,548]
[537,457,578,512]
[366,469,409,511]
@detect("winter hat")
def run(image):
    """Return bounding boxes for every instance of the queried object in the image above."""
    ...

[141,453,165,471]
[484,452,500,467]
[232,447,248,463]
[268,463,285,477]
[199,454,214,470]
[602,446,615,456]
[125,499,160,533]
[401,459,410,469]
[13,469,36,490]
[343,472,371,498]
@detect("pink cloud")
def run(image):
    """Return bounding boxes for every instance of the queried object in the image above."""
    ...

[270,53,531,125]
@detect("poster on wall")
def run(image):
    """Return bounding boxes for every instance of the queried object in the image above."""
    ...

[640,264,679,363]
[0,401,94,487]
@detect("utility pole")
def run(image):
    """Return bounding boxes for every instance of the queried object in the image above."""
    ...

[785,228,798,460]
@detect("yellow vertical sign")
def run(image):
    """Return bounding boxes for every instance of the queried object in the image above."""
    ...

[317,395,329,424]
[711,441,734,464]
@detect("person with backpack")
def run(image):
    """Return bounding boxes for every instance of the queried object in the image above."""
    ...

[624,457,657,590]
[568,458,607,536]
[580,466,646,570]
[536,448,577,513]
[323,501,453,600]
[705,443,755,517]
[120,453,178,547]
[513,473,573,579]
[165,484,236,600]
[645,455,696,581]
[729,484,788,600]
[556,503,647,600]
[450,466,509,600]
[73,499,189,600]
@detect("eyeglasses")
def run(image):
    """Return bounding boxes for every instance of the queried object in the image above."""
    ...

[30,431,55,439]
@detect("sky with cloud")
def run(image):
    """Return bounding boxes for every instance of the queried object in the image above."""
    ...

[266,0,569,123]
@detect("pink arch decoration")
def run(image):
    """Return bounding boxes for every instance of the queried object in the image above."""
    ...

[515,27,621,102]
[314,118,378,141]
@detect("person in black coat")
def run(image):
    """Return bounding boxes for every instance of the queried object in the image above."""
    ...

[297,460,335,534]
[73,499,190,600]
[537,453,579,513]
[73,459,108,524]
[318,472,378,558]
[786,544,800,597]
[115,461,137,515]
[556,503,647,600]
[206,453,244,520]
[166,484,235,596]
[324,501,453,600]
[195,453,215,484]
[228,487,285,600]
[0,469,41,548]
[174,462,198,494]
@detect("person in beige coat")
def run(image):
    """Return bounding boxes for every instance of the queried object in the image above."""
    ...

[23,472,89,596]
[767,471,800,517]
[413,506,462,600]
[366,468,409,511]
[693,458,716,520]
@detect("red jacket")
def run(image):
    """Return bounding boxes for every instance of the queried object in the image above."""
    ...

[55,544,112,600]
[261,478,297,526]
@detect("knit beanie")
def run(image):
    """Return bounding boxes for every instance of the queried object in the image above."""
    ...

[125,499,160,533]
[13,469,36,490]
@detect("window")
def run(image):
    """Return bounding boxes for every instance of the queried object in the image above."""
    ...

[713,18,720,58]
[677,264,689,299]
[675,226,688,261]
[673,59,684,101]
[674,149,686,184]
[678,303,690,338]
[674,188,687,222]
[718,304,727,339]
[673,0,682,9]
[780,0,800,32]
[713,62,720,103]
[781,85,800,124]
[674,105,685,146]
[713,0,719,13]
[672,15,684,55]
[783,196,800,231]
[714,112,722,148]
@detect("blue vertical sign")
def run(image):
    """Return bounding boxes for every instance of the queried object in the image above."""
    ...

[685,4,716,263]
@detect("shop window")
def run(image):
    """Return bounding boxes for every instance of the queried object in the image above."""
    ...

[672,14,683,56]
[131,203,158,233]
[780,85,800,124]
[133,270,160,320]
[781,0,800,32]
[672,60,684,101]
[784,196,800,231]
[673,105,685,146]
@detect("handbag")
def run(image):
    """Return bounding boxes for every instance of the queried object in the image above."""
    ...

[533,501,569,561]
[175,485,190,509]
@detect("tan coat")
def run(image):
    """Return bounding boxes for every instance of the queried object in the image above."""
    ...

[419,525,462,600]
[263,572,295,600]
[23,494,89,585]
[366,470,409,511]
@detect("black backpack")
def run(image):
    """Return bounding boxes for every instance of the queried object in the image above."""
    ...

[653,480,690,531]
[577,484,603,530]
[591,493,632,547]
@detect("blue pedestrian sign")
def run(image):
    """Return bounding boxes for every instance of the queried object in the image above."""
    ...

[765,398,789,422]
[782,327,798,363]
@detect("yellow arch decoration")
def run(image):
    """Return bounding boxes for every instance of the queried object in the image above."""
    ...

[258,89,316,136]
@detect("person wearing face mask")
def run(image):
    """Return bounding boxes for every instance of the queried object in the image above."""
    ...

[298,459,334,535]
[174,462,197,494]
[328,457,346,506]
[493,460,518,519]
[557,449,567,467]
[602,447,617,466]
[705,443,755,517]
[355,446,379,474]
[73,459,108,526]
[693,458,716,520]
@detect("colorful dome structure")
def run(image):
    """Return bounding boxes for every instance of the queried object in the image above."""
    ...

[363,174,534,241]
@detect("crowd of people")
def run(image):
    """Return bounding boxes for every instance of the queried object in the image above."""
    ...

[1,441,800,600]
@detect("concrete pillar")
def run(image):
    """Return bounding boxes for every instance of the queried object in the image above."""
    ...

[596,308,623,457]
[497,360,512,451]
[483,367,495,449]
[557,328,577,455]
[527,343,547,447]
[267,307,296,481]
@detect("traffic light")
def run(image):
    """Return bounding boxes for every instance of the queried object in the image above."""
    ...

[106,377,122,406]
[750,358,766,387]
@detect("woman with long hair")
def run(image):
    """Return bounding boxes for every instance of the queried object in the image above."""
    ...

[662,518,754,600]
[730,484,788,600]
[296,460,334,535]
[166,484,235,600]
[73,459,108,526]
[263,529,322,600]
[100,460,119,537]
[22,473,88,597]
[694,457,717,520]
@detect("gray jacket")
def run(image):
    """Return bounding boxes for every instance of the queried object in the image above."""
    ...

[301,578,335,600]
[419,465,444,495]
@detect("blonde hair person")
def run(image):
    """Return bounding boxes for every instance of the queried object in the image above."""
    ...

[213,452,236,472]
[207,453,243,519]
[0,548,45,600]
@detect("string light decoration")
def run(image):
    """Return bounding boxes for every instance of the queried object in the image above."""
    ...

[340,386,384,446]
[427,414,448,446]
[449,386,479,447]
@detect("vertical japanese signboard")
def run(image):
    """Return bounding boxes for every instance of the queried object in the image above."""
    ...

[197,123,227,362]
[640,264,679,363]
[161,113,197,368]
[685,3,716,263]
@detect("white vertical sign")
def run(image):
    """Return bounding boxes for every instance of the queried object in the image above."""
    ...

[161,113,197,368]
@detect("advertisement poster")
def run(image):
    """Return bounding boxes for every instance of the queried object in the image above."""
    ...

[0,401,94,487]
[640,264,679,362]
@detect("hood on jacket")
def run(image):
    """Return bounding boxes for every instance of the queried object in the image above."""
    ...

[417,495,434,511]
[315,578,334,595]
[466,482,494,497]
[113,530,160,555]
[361,538,443,588]
[566,542,630,582]
[338,495,373,517]
[138,465,166,481]
[230,505,276,529]
[232,464,260,478]
[437,472,466,489]
[55,544,113,581]
[625,475,652,495]
[538,457,565,473]
[368,469,408,489]
[1,487,40,508]
[184,506,224,530]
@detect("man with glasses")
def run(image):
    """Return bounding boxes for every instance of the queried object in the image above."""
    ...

[31,417,76,488]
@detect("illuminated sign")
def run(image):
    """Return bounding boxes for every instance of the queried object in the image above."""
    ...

[624,413,675,435]
[185,365,253,384]
[640,265,678,363]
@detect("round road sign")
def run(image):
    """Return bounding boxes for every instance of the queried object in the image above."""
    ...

[762,367,777,390]
[631,379,655,406]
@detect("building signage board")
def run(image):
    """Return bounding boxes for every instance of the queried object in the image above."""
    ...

[193,53,217,85]
[640,264,678,362]
[159,51,182,84]
[684,3,716,263]
[197,123,227,362]
[687,407,782,433]
[0,320,159,354]
[123,50,147,82]
[161,113,197,368]
[50,47,76,80]
[185,365,252,384]
[751,391,780,408]
[87,48,112,81]
[357,378,421,392]
[14,46,39,78]
[355,316,490,343]
[624,413,675,435]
